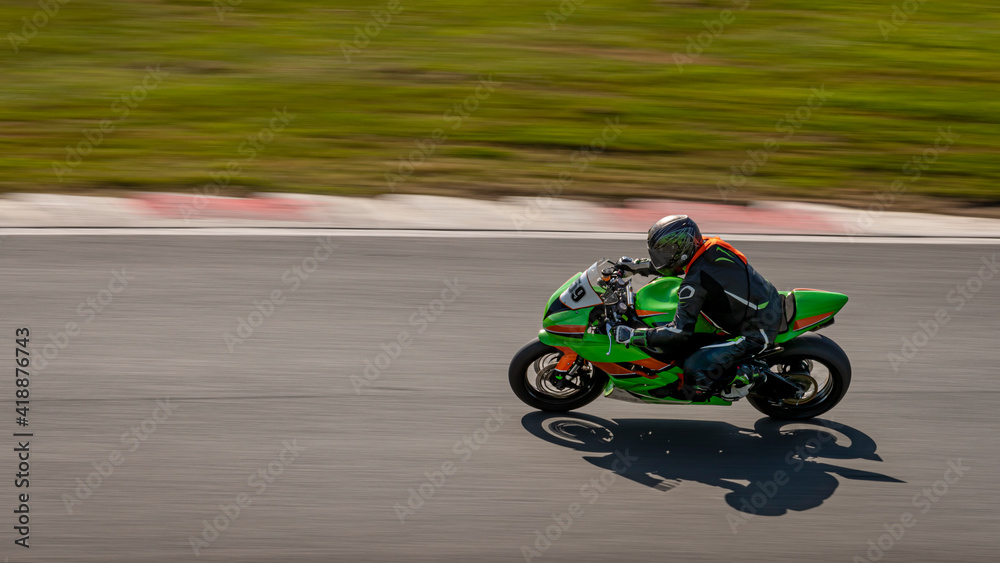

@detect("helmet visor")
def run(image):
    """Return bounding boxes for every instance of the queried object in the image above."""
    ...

[649,243,681,275]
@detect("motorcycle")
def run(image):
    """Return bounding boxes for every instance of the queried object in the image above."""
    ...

[508,259,851,419]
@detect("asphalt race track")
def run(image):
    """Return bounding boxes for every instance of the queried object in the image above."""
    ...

[2,233,997,562]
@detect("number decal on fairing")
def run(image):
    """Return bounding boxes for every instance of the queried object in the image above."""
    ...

[559,275,602,310]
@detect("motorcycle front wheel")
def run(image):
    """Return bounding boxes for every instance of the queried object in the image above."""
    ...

[508,339,608,412]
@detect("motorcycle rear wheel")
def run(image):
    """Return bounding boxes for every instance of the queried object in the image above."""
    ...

[509,339,608,412]
[747,333,851,420]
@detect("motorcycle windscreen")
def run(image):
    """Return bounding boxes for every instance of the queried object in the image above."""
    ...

[557,260,612,310]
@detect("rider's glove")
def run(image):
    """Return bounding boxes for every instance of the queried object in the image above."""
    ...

[615,256,655,277]
[613,325,648,348]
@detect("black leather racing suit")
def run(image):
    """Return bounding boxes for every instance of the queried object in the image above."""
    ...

[644,241,782,391]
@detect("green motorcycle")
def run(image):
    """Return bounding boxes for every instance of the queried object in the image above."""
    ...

[509,259,851,420]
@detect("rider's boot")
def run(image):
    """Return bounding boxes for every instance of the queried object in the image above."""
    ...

[720,362,766,401]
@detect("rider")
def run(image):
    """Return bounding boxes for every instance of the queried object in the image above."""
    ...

[612,215,782,401]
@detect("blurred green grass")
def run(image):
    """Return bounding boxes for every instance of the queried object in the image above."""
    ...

[0,0,997,210]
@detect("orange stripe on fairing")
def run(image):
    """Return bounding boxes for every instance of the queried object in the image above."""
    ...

[793,312,833,330]
[555,351,578,371]
[631,358,672,370]
[636,309,667,317]
[591,362,636,376]
[545,325,586,334]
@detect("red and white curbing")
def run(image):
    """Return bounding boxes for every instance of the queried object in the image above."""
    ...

[0,192,998,237]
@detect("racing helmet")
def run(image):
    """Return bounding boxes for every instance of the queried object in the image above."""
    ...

[647,215,704,275]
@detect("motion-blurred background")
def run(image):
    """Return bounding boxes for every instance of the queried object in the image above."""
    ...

[3,3,1000,563]
[1,0,997,215]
